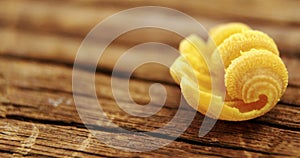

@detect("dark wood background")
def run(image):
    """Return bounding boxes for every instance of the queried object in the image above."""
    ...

[0,0,299,157]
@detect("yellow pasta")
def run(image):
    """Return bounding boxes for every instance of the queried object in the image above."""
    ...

[170,22,288,121]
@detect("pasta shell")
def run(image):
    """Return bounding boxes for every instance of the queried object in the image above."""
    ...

[170,23,288,121]
[207,22,251,49]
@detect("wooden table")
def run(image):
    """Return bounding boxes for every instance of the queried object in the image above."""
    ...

[0,0,299,157]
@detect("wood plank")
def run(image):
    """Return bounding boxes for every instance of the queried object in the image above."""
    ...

[1,87,299,156]
[282,56,300,87]
[0,29,299,86]
[0,57,299,156]
[0,56,299,107]
[0,0,300,54]
[1,118,277,158]
[0,28,179,83]
[1,88,299,157]
[0,1,299,156]
[67,0,300,25]
[0,0,182,46]
[281,86,300,106]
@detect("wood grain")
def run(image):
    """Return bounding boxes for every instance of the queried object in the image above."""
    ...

[0,57,299,157]
[70,0,300,25]
[1,118,274,158]
[0,29,300,86]
[1,0,300,54]
[0,0,299,157]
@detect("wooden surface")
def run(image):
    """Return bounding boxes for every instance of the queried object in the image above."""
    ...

[0,0,299,157]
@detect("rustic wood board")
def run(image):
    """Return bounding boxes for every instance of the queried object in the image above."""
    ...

[0,0,299,157]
